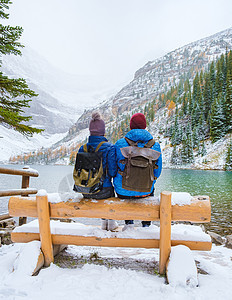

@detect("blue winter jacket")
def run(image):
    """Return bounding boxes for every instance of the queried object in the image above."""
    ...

[113,129,162,197]
[78,136,117,188]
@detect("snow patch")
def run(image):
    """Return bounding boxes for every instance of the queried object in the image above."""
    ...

[36,189,47,197]
[13,220,211,242]
[171,192,193,205]
[167,245,198,287]
[47,193,61,203]
[13,241,41,276]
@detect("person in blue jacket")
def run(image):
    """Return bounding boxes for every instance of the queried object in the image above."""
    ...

[113,113,162,230]
[75,111,118,231]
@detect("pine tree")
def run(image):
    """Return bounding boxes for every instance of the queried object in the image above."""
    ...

[210,97,226,142]
[209,61,216,101]
[199,141,207,157]
[187,130,194,163]
[181,126,194,164]
[171,115,181,146]
[203,72,211,120]
[198,112,207,140]
[225,70,232,132]
[0,0,43,136]
[182,92,188,115]
[191,101,200,128]
[181,133,188,164]
[215,59,224,98]
[192,126,200,149]
[171,145,181,165]
[225,139,232,171]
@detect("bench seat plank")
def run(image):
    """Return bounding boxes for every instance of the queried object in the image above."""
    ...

[11,220,212,251]
[11,232,212,251]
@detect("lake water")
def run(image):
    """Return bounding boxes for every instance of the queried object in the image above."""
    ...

[0,165,231,236]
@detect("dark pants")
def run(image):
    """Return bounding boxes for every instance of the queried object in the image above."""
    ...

[118,190,154,227]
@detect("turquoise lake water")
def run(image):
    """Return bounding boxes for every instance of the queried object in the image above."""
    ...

[0,165,231,235]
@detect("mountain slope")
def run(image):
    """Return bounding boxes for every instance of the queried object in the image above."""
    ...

[7,27,232,168]
[69,27,232,136]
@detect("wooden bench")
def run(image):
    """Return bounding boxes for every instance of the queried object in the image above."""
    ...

[9,191,212,275]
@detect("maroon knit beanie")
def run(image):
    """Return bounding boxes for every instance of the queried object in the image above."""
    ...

[89,112,105,136]
[130,113,147,129]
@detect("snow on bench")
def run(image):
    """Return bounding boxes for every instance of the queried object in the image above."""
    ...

[13,219,211,243]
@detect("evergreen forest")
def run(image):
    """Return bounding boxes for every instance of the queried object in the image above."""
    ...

[106,50,232,169]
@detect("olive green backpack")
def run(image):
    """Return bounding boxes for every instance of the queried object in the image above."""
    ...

[73,141,106,194]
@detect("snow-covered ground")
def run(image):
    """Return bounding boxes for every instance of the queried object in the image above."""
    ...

[1,189,231,300]
[0,241,232,300]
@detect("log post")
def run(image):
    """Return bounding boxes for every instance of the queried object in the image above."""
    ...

[19,166,30,225]
[36,194,54,267]
[159,191,172,275]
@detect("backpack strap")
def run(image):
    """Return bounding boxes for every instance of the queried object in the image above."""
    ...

[144,139,156,149]
[125,137,155,148]
[95,141,107,182]
[83,144,88,152]
[125,137,139,146]
[83,141,106,153]
[95,141,107,152]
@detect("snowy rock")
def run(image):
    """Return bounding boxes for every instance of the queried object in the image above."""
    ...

[0,229,12,245]
[167,245,198,287]
[226,235,232,249]
[208,231,225,245]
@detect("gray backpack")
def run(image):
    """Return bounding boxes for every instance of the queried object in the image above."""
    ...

[119,137,161,193]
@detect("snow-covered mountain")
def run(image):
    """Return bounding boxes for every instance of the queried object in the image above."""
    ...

[69,27,232,136]
[0,46,120,161]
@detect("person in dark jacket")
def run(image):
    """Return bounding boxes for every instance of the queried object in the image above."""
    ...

[113,113,162,230]
[74,112,118,231]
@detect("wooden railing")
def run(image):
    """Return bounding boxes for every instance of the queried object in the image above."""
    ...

[0,166,39,225]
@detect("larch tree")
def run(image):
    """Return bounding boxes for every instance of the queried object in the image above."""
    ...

[0,0,43,136]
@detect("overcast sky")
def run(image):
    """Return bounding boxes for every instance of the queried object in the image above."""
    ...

[6,0,232,88]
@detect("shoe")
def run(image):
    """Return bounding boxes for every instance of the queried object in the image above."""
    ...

[142,221,151,227]
[122,224,134,231]
[101,219,108,230]
[108,220,118,231]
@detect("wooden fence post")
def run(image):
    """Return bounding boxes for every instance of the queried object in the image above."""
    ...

[19,166,30,225]
[159,191,172,275]
[36,194,54,267]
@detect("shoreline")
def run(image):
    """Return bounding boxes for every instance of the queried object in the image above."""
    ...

[1,162,230,172]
